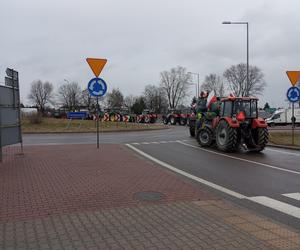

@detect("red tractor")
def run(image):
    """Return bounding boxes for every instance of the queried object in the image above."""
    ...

[189,96,269,152]
[163,109,188,125]
[136,110,157,123]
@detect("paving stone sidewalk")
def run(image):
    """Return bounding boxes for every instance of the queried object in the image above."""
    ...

[0,144,299,249]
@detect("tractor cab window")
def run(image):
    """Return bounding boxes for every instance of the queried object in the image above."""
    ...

[223,101,233,117]
[234,100,257,118]
[250,100,258,118]
[234,101,250,117]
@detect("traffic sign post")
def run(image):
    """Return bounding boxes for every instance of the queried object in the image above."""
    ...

[292,103,295,145]
[86,58,108,149]
[286,73,300,145]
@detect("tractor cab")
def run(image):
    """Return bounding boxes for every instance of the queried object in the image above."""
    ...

[220,97,258,122]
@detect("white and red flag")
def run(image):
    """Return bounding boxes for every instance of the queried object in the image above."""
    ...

[206,90,217,109]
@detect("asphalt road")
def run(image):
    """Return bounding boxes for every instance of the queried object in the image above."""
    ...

[23,128,188,145]
[23,126,300,229]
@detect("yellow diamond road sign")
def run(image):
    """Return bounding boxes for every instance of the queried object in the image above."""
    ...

[286,71,300,86]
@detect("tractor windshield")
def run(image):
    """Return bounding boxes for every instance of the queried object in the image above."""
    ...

[233,100,257,118]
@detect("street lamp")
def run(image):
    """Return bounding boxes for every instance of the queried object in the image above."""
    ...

[222,21,249,96]
[188,72,200,98]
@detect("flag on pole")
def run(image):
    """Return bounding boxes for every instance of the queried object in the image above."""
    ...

[206,90,217,108]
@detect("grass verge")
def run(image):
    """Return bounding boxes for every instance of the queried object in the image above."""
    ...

[269,131,300,146]
[21,118,168,133]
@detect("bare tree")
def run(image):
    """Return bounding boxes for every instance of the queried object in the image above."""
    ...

[201,73,225,97]
[28,80,54,114]
[58,82,82,111]
[124,95,137,111]
[107,88,124,109]
[81,89,97,111]
[160,66,191,109]
[223,63,266,97]
[144,84,168,113]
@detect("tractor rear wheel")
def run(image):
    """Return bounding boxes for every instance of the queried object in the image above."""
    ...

[249,128,269,152]
[197,128,213,147]
[216,120,238,152]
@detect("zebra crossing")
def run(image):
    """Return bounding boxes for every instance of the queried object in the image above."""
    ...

[283,192,300,201]
[247,193,300,219]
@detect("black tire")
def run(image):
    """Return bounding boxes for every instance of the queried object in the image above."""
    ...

[216,120,238,152]
[189,124,195,137]
[179,118,187,126]
[163,117,169,125]
[170,116,176,125]
[196,128,213,147]
[250,128,269,152]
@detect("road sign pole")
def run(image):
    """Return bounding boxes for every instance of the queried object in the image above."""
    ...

[96,97,99,149]
[86,58,108,149]
[292,102,295,146]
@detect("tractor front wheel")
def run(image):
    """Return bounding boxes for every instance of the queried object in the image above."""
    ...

[216,120,238,152]
[197,128,213,147]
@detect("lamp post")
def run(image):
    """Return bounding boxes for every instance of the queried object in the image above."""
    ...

[222,21,249,96]
[188,72,200,98]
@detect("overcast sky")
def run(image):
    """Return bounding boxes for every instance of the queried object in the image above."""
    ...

[0,0,299,107]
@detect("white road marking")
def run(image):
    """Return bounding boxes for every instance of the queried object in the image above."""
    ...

[141,142,150,145]
[151,142,159,144]
[266,147,300,157]
[160,141,168,143]
[126,144,246,199]
[132,142,140,145]
[247,196,300,219]
[182,139,194,142]
[126,143,300,220]
[177,141,300,176]
[282,193,300,201]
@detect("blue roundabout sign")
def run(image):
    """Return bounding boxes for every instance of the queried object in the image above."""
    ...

[286,86,300,103]
[88,77,107,97]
